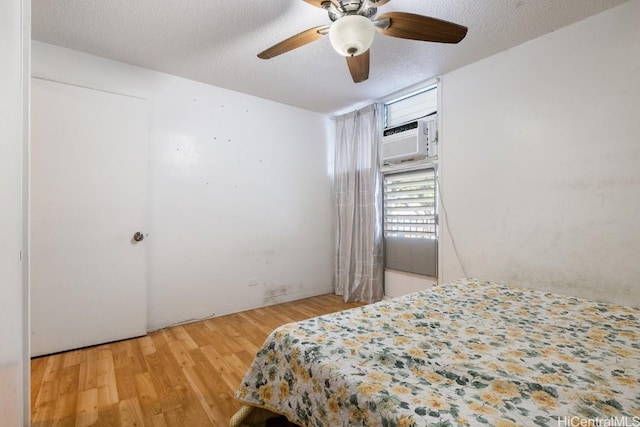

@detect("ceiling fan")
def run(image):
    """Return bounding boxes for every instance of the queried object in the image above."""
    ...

[257,0,468,83]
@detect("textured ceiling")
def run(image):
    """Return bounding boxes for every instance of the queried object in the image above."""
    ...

[31,0,629,115]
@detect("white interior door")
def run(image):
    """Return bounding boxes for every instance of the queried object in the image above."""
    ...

[30,78,148,357]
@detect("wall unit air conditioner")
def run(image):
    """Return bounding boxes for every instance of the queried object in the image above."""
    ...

[381,116,437,164]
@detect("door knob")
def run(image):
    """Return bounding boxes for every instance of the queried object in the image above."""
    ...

[133,232,144,242]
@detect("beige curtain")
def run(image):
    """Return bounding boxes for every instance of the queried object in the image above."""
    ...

[334,104,383,303]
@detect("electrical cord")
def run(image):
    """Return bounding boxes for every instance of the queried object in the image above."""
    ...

[437,179,468,278]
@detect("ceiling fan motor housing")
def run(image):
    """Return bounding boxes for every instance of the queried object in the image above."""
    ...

[323,0,378,21]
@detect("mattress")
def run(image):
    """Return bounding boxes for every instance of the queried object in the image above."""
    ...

[234,279,640,426]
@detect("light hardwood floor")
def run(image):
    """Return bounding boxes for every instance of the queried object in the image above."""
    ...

[31,294,365,427]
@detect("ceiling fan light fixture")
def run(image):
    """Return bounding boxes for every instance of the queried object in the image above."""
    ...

[328,15,376,57]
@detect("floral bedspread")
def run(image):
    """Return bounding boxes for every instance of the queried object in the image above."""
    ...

[235,279,640,426]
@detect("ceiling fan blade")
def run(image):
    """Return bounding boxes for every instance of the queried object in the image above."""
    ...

[346,50,370,83]
[303,0,390,7]
[258,25,329,59]
[377,12,467,44]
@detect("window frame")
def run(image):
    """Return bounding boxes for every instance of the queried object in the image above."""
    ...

[380,81,441,278]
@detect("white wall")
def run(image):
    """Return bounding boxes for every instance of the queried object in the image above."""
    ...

[32,41,334,330]
[0,0,29,424]
[384,270,437,299]
[439,1,640,306]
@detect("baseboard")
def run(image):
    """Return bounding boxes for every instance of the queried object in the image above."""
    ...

[147,285,335,332]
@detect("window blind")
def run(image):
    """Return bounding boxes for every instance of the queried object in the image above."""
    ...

[383,169,436,239]
[384,86,437,128]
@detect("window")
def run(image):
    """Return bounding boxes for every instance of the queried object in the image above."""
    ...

[384,169,436,240]
[384,84,437,128]
[382,83,439,278]
[383,168,438,277]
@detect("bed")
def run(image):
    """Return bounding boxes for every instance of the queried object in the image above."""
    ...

[232,279,640,426]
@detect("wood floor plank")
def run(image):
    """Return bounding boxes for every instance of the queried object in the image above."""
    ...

[114,340,147,375]
[140,351,177,413]
[138,336,157,356]
[94,403,121,427]
[170,325,199,350]
[182,366,218,424]
[42,355,64,384]
[31,356,48,405]
[31,293,365,426]
[75,388,98,427]
[159,328,178,345]
[62,349,85,368]
[233,350,257,371]
[150,330,168,350]
[33,377,57,408]
[96,357,119,406]
[134,372,162,422]
[112,359,138,402]
[118,397,145,427]
[150,413,168,427]
[32,400,55,426]
[58,365,80,397]
[181,322,219,348]
[77,359,97,392]
[50,393,77,427]
[166,340,196,368]
[162,407,188,427]
[188,347,234,423]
